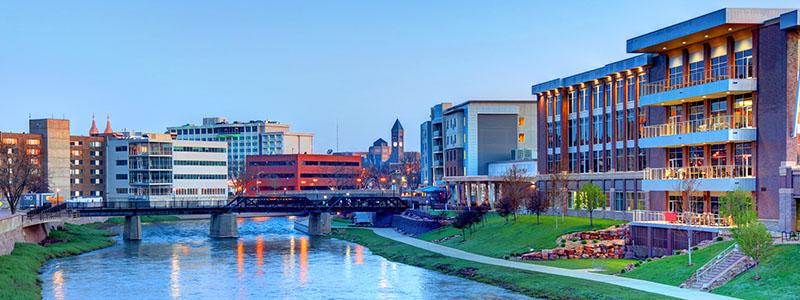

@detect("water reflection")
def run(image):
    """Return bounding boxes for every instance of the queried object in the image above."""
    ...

[52,268,64,300]
[39,218,531,300]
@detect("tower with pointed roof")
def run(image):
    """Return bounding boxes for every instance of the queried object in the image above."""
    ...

[89,113,99,136]
[390,119,404,163]
[103,114,113,134]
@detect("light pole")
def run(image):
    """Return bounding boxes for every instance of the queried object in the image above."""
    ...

[56,188,61,205]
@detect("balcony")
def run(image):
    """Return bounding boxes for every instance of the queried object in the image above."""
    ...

[642,165,755,191]
[639,115,756,148]
[633,210,733,228]
[640,65,755,107]
[433,130,442,138]
[433,145,443,152]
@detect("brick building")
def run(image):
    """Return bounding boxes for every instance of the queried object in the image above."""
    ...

[244,154,361,193]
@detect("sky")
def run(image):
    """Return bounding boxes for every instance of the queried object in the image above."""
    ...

[1,1,797,153]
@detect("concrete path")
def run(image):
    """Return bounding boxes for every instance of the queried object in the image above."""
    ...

[371,228,740,300]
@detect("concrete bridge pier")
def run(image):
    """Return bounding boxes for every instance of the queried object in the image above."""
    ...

[123,216,142,240]
[373,212,394,227]
[307,212,331,236]
[209,214,239,238]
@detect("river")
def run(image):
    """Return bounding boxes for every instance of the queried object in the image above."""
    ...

[39,217,530,299]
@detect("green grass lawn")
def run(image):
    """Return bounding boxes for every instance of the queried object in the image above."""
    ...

[416,213,626,258]
[620,241,734,286]
[331,218,353,227]
[329,228,678,300]
[523,258,638,272]
[712,244,800,300]
[0,223,117,300]
[105,215,181,224]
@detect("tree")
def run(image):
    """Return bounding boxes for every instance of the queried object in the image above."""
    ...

[574,183,607,228]
[0,141,47,214]
[736,221,773,280]
[499,165,531,224]
[453,210,473,241]
[548,160,573,228]
[719,188,756,230]
[496,195,515,224]
[525,189,549,225]
[720,188,774,280]
[673,173,699,214]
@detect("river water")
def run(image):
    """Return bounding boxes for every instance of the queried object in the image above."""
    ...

[39,217,530,300]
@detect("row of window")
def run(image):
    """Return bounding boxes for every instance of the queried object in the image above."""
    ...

[71,160,103,166]
[71,150,103,156]
[70,169,103,175]
[71,141,103,147]
[548,108,646,149]
[71,178,103,184]
[555,190,647,212]
[72,190,103,197]
[1,138,40,145]
[173,174,227,180]
[546,148,646,173]
[173,146,226,153]
[545,73,646,117]
[173,160,227,166]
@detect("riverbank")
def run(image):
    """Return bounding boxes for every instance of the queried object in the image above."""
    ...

[328,228,679,300]
[0,222,117,300]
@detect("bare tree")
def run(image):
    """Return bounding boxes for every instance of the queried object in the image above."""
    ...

[525,189,549,225]
[500,165,532,224]
[547,160,573,228]
[673,173,700,214]
[0,141,47,214]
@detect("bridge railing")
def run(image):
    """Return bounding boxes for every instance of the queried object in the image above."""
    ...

[68,200,231,210]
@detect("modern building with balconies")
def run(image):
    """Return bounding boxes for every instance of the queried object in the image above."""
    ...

[534,8,800,251]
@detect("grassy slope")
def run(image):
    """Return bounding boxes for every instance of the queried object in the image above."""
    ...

[712,245,800,300]
[330,228,677,300]
[0,223,117,300]
[331,218,353,227]
[620,241,734,286]
[105,215,180,224]
[417,213,626,258]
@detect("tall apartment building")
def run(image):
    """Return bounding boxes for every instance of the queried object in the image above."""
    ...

[421,100,537,206]
[420,102,452,186]
[106,132,228,202]
[167,117,313,176]
[69,136,106,198]
[533,8,800,250]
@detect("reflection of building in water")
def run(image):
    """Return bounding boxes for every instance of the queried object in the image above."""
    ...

[237,240,244,276]
[170,246,181,298]
[354,244,365,265]
[299,236,309,284]
[256,236,264,277]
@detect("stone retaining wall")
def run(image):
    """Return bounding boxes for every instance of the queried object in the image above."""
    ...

[392,215,442,235]
[520,225,632,260]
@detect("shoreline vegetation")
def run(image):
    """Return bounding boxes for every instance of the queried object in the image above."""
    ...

[328,228,679,300]
[0,223,117,300]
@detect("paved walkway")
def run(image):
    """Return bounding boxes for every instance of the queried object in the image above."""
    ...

[371,228,740,300]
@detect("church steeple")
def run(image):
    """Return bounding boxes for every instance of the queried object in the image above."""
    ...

[103,114,113,134]
[89,113,99,135]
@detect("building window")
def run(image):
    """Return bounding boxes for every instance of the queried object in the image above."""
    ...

[688,51,705,82]
[592,115,602,144]
[605,150,611,172]
[547,122,554,149]
[669,147,683,168]
[605,82,612,108]
[580,89,589,112]
[616,111,625,140]
[568,91,576,114]
[518,133,525,143]
[593,150,602,173]
[627,148,636,171]
[581,151,590,173]
[554,94,562,115]
[568,119,577,147]
[638,107,646,138]
[710,45,728,78]
[626,192,635,211]
[669,195,682,212]
[711,144,727,166]
[554,121,561,147]
[627,77,636,103]
[115,146,127,152]
[638,149,646,170]
[71,150,82,156]
[605,113,612,142]
[26,139,40,145]
[547,96,554,117]
[626,108,636,140]
[616,149,625,171]
[689,146,704,167]
[593,85,603,110]
[569,152,577,173]
[637,192,647,211]
[70,169,82,175]
[580,117,589,146]
[2,138,17,145]
[734,38,753,78]
[116,160,127,166]
[669,56,683,86]
[733,94,753,127]
[688,102,704,122]
[518,117,525,126]
[615,192,625,211]
[616,78,624,105]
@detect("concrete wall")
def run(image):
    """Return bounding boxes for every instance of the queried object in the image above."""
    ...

[0,215,24,256]
[30,119,71,199]
[391,215,441,235]
[477,114,518,175]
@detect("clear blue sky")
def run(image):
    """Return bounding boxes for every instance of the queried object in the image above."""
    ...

[0,1,796,152]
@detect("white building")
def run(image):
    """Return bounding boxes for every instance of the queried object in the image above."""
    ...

[106,132,228,203]
[167,117,313,175]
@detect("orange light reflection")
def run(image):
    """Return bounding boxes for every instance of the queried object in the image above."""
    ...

[299,236,309,283]
[52,269,64,300]
[354,244,365,265]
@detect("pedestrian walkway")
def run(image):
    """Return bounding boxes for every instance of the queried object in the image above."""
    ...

[371,228,741,300]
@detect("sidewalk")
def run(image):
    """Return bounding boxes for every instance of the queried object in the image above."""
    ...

[371,228,741,300]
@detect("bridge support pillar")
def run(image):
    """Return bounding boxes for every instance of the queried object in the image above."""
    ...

[307,212,331,236]
[123,216,142,241]
[209,214,238,238]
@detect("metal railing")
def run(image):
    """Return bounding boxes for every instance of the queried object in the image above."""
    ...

[640,115,753,139]
[644,165,753,180]
[641,64,754,96]
[23,210,80,223]
[633,210,734,227]
[695,243,739,288]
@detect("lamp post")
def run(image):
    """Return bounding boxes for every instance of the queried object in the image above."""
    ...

[56,188,61,205]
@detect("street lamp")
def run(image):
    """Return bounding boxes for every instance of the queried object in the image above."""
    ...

[56,188,61,205]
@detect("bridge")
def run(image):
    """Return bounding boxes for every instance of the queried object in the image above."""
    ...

[32,190,409,240]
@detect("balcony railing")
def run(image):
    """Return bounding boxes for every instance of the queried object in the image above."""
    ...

[644,164,753,180]
[641,64,754,96]
[633,210,733,228]
[640,115,753,139]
